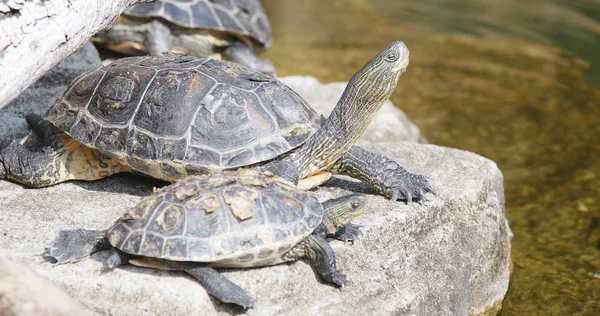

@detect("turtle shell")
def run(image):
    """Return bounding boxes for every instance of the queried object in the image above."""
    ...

[45,55,319,180]
[125,0,272,47]
[105,170,324,267]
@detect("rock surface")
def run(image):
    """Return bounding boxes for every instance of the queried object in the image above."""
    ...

[0,142,511,315]
[280,76,422,144]
[0,250,94,316]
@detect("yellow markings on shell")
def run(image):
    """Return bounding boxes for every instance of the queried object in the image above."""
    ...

[123,198,154,221]
[222,185,259,221]
[185,193,222,213]
[174,182,199,201]
[155,204,183,232]
[237,168,273,187]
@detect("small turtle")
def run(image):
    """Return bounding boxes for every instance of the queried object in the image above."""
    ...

[95,0,274,73]
[45,169,367,308]
[0,40,434,203]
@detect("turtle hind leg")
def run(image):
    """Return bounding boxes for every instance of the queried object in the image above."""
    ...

[26,113,57,145]
[223,41,275,74]
[284,234,347,287]
[0,130,130,187]
[0,140,64,187]
[44,229,109,264]
[182,263,254,309]
[103,248,133,272]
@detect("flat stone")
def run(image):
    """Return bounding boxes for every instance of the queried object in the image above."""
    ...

[0,250,94,316]
[0,142,511,315]
[280,76,423,144]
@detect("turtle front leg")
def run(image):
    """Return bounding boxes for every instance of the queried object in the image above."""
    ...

[331,145,435,203]
[283,234,347,287]
[182,263,254,309]
[0,117,130,187]
[44,229,110,264]
[332,224,362,243]
[223,41,275,74]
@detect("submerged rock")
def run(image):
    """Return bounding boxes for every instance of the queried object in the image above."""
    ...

[0,142,510,315]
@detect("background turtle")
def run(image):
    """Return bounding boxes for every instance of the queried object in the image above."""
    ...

[94,0,274,74]
[0,40,434,203]
[45,169,367,308]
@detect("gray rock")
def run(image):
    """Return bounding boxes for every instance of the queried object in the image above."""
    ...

[0,250,95,316]
[0,142,510,315]
[280,76,422,144]
[0,42,101,142]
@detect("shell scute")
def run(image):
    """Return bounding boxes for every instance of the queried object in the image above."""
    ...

[185,205,228,238]
[163,238,188,258]
[125,0,272,46]
[120,231,144,254]
[87,66,156,127]
[95,128,128,153]
[133,69,216,138]
[69,115,102,145]
[46,70,105,131]
[190,1,219,28]
[260,190,305,226]
[221,185,260,221]
[184,192,222,213]
[140,233,165,257]
[148,202,185,236]
[127,130,158,160]
[189,83,277,156]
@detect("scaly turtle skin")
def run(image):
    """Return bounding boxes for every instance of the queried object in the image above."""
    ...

[0,40,434,203]
[95,0,274,74]
[45,169,367,309]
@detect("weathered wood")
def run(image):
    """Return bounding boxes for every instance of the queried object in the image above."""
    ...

[0,250,95,315]
[0,0,151,109]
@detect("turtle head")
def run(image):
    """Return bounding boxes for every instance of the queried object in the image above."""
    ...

[292,41,410,178]
[343,40,409,113]
[322,193,367,228]
[354,40,409,94]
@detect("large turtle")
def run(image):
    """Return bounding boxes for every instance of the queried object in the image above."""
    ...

[45,169,367,308]
[95,0,274,73]
[0,40,434,202]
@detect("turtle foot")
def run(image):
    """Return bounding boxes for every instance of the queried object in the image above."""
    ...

[332,223,362,244]
[44,229,108,264]
[383,171,436,204]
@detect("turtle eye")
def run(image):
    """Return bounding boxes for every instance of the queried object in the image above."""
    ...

[385,53,398,62]
[351,201,362,209]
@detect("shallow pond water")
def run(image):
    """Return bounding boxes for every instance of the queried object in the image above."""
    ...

[261,0,600,314]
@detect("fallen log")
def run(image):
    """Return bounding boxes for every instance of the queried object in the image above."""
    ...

[0,0,151,109]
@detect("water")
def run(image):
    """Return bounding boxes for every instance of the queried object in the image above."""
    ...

[261,0,600,314]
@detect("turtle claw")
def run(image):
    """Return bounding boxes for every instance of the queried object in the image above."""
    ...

[333,223,362,243]
[382,171,434,203]
[330,272,347,287]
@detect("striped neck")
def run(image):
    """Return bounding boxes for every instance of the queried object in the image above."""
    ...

[291,40,409,179]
